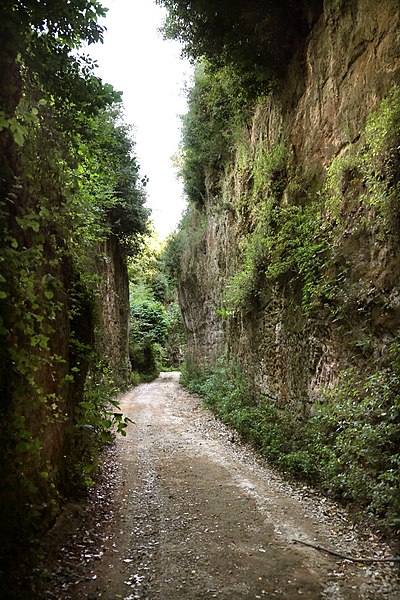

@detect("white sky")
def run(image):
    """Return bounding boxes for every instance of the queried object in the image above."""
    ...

[88,0,192,239]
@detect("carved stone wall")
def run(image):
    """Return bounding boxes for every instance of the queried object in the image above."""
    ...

[178,0,400,413]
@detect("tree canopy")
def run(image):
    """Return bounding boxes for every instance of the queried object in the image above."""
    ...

[0,0,118,119]
[157,0,321,86]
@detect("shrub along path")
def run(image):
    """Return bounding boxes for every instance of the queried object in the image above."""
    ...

[44,373,400,599]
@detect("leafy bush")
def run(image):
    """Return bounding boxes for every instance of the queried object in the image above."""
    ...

[310,361,400,528]
[129,297,169,380]
[182,352,400,531]
[180,62,250,206]
[67,358,132,492]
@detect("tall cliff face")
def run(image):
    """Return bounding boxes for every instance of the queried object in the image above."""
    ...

[96,237,132,386]
[178,0,400,414]
[289,0,400,167]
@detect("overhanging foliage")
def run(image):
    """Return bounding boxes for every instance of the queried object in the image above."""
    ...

[157,0,322,86]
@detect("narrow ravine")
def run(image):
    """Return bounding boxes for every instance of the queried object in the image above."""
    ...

[45,373,400,599]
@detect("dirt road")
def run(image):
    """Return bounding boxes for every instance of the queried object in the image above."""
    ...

[45,373,400,599]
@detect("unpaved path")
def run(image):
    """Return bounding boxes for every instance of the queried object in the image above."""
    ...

[46,373,400,599]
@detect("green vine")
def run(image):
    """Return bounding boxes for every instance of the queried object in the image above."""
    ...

[220,86,400,323]
[0,44,149,560]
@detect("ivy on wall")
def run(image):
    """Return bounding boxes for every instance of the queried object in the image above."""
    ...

[0,0,150,578]
[171,59,400,532]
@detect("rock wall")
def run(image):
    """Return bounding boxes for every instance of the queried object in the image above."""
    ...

[178,0,400,413]
[0,227,131,550]
[290,0,400,167]
[96,236,131,386]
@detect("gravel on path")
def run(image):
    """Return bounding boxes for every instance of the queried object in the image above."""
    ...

[44,372,400,599]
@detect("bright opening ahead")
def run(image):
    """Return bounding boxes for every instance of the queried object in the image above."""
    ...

[88,0,192,240]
